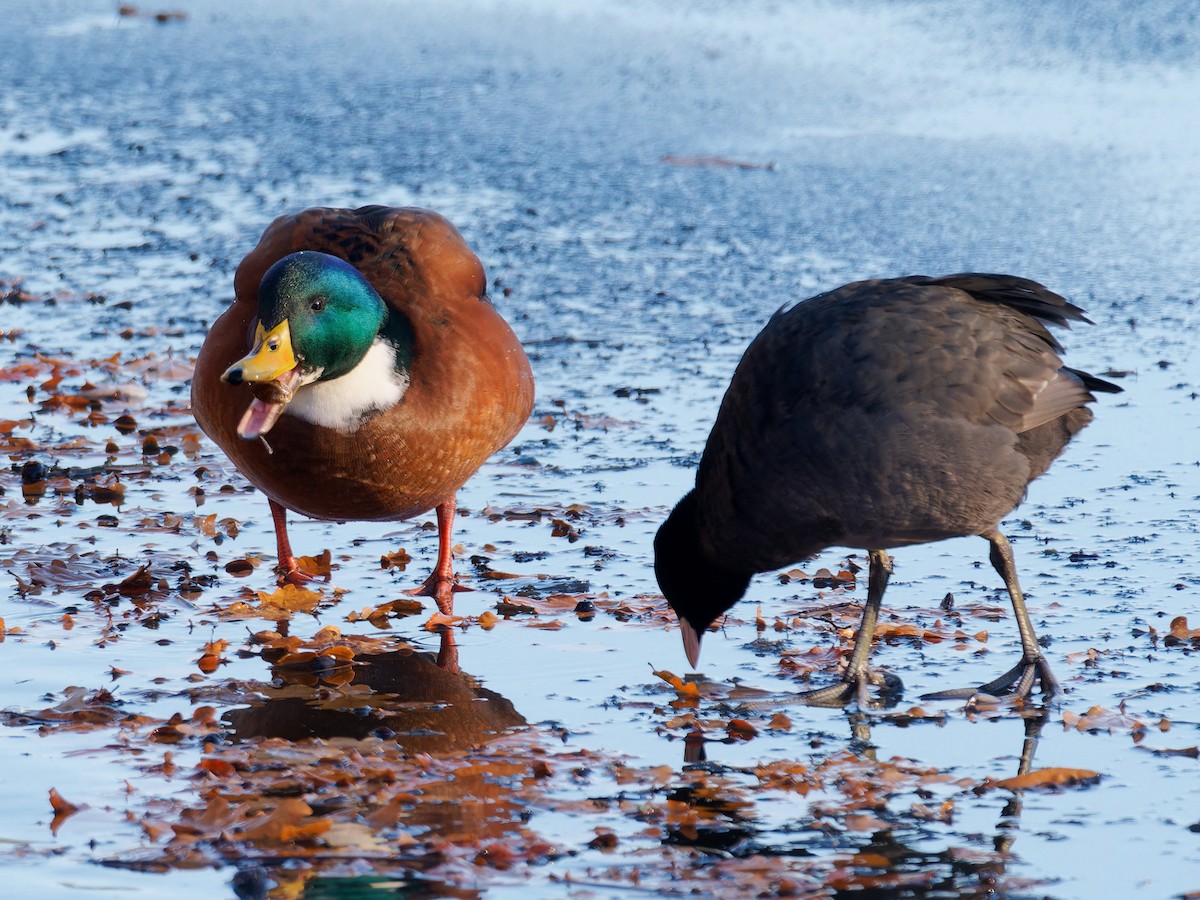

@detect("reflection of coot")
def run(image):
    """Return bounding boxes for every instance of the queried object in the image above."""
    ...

[226,632,525,755]
[661,784,763,857]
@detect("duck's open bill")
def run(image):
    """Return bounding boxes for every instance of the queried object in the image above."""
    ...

[235,368,301,440]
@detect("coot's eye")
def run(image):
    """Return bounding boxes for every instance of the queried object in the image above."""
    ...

[311,295,325,312]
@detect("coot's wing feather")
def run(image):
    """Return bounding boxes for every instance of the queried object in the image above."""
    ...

[759,275,1095,433]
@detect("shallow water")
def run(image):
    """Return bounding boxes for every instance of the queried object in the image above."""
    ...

[0,1,1198,897]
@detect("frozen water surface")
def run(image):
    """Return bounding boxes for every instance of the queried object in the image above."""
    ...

[0,1,1197,897]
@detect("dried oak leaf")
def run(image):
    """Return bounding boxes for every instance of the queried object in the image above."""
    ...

[1062,705,1143,734]
[768,713,793,731]
[197,757,238,778]
[983,767,1101,791]
[229,584,324,620]
[651,667,701,698]
[380,549,411,570]
[496,594,596,616]
[872,621,950,643]
[17,685,124,733]
[49,787,84,835]
[237,798,331,844]
[726,719,758,740]
[140,816,172,843]
[1166,616,1200,645]
[295,550,331,578]
[363,794,409,829]
[346,598,424,623]
[171,793,242,840]
[424,611,465,631]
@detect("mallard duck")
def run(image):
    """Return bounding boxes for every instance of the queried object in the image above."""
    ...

[192,206,534,612]
[654,274,1121,707]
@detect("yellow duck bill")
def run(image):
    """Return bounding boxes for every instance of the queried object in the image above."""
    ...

[221,320,301,440]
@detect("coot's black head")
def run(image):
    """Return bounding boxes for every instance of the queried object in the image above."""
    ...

[654,490,753,667]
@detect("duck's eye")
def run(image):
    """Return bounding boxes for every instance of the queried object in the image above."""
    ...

[310,296,326,312]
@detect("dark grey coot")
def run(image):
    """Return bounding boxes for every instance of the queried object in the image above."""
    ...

[654,273,1122,707]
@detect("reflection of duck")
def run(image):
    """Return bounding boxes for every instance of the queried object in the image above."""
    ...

[192,206,535,611]
[655,274,1121,706]
[226,631,525,755]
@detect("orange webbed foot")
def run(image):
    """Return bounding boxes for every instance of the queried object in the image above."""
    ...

[403,573,472,615]
[399,498,471,614]
[275,558,319,586]
[268,499,326,587]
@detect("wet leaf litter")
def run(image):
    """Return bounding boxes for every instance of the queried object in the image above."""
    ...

[0,284,1125,899]
[0,282,1190,899]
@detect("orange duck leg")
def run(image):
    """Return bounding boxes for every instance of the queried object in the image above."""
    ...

[403,497,473,614]
[269,497,318,586]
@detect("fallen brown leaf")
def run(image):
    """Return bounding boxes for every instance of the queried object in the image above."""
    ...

[651,668,700,698]
[985,767,1101,791]
[661,154,775,170]
[49,787,83,835]
[296,550,331,578]
[1166,616,1200,646]
[424,611,464,630]
[726,719,758,740]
